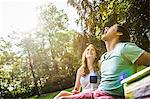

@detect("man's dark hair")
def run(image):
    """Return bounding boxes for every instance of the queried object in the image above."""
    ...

[117,24,130,42]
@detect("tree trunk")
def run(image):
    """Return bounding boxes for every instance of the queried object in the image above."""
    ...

[27,50,40,96]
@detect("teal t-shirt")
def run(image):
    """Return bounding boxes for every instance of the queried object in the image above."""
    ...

[98,42,144,96]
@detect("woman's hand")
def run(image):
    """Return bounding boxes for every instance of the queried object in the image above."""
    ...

[72,89,80,95]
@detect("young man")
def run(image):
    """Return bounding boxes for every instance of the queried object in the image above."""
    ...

[95,24,150,98]
[58,24,150,99]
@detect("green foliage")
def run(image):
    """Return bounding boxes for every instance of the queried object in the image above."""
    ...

[30,88,73,99]
[0,2,80,98]
[68,0,150,51]
[4,0,149,98]
[39,2,68,32]
[0,37,33,98]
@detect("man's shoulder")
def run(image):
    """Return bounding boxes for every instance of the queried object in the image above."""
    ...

[119,42,136,46]
[118,42,132,47]
[113,42,134,55]
[117,42,136,50]
[119,42,144,56]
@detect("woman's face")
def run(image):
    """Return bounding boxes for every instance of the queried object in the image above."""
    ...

[85,45,97,59]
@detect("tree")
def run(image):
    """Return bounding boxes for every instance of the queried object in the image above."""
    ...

[1,1,86,98]
[0,37,28,98]
[67,0,150,51]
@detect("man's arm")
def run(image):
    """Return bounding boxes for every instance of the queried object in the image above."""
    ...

[135,51,150,66]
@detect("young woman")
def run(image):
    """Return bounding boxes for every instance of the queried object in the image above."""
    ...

[53,44,100,99]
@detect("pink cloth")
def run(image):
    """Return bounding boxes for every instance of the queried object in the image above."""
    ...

[94,90,114,99]
[66,90,114,99]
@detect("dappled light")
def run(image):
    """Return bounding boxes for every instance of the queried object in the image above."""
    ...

[0,0,149,98]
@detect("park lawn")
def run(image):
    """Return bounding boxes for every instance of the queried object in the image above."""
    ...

[29,87,73,99]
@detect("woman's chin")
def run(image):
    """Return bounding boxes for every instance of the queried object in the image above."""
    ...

[101,37,107,41]
[86,56,95,59]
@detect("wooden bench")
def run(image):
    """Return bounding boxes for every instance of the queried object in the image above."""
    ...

[121,66,150,99]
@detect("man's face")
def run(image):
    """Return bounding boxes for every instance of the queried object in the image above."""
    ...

[101,24,118,41]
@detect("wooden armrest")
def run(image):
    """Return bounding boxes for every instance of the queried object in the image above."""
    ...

[121,66,150,84]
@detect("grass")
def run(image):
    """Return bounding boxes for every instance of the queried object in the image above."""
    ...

[29,88,73,99]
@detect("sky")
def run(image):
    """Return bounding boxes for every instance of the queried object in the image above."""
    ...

[0,0,79,38]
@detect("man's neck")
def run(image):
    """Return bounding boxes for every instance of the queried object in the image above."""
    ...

[105,39,120,52]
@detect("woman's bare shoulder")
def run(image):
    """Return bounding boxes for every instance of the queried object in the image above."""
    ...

[77,66,84,74]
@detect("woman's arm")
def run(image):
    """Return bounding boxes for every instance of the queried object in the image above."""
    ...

[54,67,83,99]
[72,67,83,94]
